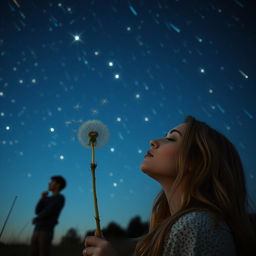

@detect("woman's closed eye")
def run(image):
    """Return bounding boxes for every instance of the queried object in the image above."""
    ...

[164,133,176,141]
[165,137,176,141]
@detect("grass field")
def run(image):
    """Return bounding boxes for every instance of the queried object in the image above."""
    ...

[0,238,137,256]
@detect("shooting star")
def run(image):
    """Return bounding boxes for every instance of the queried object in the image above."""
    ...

[13,0,20,8]
[239,69,248,79]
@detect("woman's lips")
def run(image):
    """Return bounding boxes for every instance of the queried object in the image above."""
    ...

[144,150,153,158]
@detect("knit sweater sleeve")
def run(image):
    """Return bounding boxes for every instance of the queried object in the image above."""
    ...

[162,211,237,256]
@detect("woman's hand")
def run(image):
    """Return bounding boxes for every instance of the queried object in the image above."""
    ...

[83,236,117,256]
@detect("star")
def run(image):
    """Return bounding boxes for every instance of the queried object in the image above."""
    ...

[73,103,82,110]
[74,35,80,41]
[72,33,83,43]
[101,98,108,105]
[200,68,205,73]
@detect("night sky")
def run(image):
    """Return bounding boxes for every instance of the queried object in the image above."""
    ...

[0,0,255,244]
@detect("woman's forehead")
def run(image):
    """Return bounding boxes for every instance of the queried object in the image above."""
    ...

[167,123,186,135]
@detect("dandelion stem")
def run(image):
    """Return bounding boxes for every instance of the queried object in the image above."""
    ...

[90,142,103,238]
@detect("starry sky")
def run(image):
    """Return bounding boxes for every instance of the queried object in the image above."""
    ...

[0,0,255,245]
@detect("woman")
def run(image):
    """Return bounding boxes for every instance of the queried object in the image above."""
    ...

[83,116,256,255]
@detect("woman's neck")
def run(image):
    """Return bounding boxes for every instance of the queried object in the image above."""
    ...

[162,182,183,215]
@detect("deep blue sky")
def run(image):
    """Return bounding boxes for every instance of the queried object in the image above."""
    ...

[0,0,255,244]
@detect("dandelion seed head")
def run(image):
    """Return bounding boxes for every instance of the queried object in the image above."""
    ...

[78,120,109,148]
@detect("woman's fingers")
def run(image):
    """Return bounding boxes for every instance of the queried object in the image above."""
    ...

[85,236,107,247]
[83,247,100,256]
[82,248,88,256]
[83,236,117,256]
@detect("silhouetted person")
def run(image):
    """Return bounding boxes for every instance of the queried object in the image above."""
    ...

[30,175,66,256]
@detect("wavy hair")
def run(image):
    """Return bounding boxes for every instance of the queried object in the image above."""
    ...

[135,116,256,255]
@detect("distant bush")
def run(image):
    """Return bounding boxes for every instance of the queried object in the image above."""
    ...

[85,215,148,240]
[59,228,82,247]
[103,222,127,239]
[127,216,148,238]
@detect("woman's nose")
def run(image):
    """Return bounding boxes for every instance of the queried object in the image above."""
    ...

[150,139,159,149]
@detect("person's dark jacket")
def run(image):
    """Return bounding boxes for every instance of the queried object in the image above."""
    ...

[34,194,65,231]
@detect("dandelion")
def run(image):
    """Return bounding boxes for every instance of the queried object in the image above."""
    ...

[78,120,109,238]
[78,120,109,148]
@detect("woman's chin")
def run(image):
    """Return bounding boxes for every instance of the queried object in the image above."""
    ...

[140,162,151,173]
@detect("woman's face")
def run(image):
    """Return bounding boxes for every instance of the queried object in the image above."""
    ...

[140,123,186,184]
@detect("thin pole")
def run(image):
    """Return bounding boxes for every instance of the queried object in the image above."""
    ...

[0,196,18,239]
[90,143,103,238]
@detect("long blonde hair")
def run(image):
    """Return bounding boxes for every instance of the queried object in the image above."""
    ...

[135,116,256,255]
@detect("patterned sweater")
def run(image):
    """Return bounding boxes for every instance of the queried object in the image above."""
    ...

[162,211,237,256]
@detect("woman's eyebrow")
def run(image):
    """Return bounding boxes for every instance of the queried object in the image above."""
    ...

[168,129,183,136]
